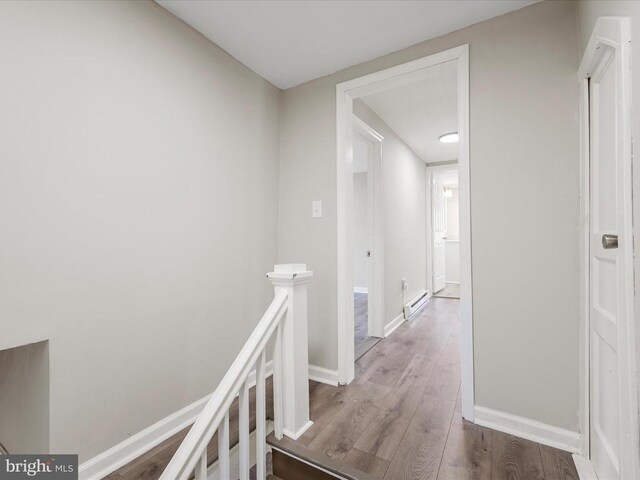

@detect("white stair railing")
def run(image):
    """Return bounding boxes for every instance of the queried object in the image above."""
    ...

[159,264,313,480]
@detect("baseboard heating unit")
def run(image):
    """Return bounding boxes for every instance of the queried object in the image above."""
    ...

[404,290,429,319]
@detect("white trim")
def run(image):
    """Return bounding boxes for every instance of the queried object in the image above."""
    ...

[336,46,474,423]
[578,17,639,476]
[80,395,209,480]
[384,313,405,338]
[80,362,273,480]
[578,39,591,460]
[474,406,582,454]
[283,420,314,441]
[269,446,351,480]
[456,46,474,422]
[572,454,599,480]
[207,421,274,480]
[353,287,368,294]
[308,364,340,386]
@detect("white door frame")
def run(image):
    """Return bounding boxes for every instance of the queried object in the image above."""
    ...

[336,45,474,421]
[426,163,458,297]
[353,116,385,339]
[578,16,639,476]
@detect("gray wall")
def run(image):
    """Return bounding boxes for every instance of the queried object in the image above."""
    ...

[354,101,427,327]
[278,0,581,431]
[0,342,49,454]
[0,0,281,460]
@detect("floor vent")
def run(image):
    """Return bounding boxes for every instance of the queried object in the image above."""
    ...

[403,290,429,320]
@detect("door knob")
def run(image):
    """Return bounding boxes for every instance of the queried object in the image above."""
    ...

[602,234,618,249]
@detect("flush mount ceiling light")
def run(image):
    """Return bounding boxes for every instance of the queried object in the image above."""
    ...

[439,132,459,143]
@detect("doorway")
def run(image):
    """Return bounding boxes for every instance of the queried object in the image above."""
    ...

[578,16,639,479]
[429,165,460,300]
[352,119,383,360]
[336,45,474,421]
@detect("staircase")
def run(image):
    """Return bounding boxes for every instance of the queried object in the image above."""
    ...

[267,433,379,480]
[108,263,373,480]
[158,264,327,480]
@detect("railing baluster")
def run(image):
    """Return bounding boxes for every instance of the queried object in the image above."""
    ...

[256,350,266,479]
[218,412,230,480]
[273,322,283,439]
[195,450,207,480]
[239,378,250,480]
[158,266,312,480]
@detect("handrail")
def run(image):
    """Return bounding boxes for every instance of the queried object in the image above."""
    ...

[159,290,288,480]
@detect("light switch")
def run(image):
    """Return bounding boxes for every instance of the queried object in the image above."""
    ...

[312,200,322,218]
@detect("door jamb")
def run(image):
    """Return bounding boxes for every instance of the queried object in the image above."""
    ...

[578,16,638,476]
[353,116,385,340]
[336,45,474,421]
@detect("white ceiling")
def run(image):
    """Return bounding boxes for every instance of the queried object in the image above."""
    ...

[156,0,539,89]
[361,60,458,164]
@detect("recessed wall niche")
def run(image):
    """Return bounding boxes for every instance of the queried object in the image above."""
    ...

[0,340,49,453]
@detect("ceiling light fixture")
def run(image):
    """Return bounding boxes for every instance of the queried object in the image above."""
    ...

[439,132,459,144]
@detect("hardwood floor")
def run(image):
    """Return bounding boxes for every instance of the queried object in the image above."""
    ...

[103,297,578,480]
[433,282,460,299]
[275,297,578,480]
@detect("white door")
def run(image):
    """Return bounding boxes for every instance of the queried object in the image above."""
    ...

[433,178,446,293]
[587,18,637,480]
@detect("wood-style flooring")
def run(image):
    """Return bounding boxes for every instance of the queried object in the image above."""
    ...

[433,282,460,299]
[103,297,578,480]
[275,297,578,480]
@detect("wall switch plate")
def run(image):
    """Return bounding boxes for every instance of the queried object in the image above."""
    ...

[312,200,322,218]
[402,279,408,291]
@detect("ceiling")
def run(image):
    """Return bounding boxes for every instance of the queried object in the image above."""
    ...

[156,0,539,89]
[361,60,458,164]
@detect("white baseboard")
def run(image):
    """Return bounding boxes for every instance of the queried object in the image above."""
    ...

[308,364,339,386]
[384,314,405,337]
[79,394,209,480]
[353,287,368,294]
[80,362,273,480]
[474,406,581,454]
[283,420,314,441]
[572,454,598,480]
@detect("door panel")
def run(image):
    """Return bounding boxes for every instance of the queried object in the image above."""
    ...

[433,178,446,293]
[589,40,627,480]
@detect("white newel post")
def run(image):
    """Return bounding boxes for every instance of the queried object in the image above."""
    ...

[267,264,314,440]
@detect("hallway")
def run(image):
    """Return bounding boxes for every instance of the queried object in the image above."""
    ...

[278,297,579,479]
